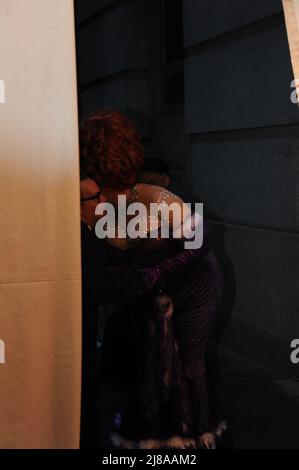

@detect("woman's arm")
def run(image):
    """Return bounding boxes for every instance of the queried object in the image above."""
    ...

[140,216,210,292]
[97,218,209,304]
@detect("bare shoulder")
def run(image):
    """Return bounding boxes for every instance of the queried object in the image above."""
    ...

[135,183,184,205]
[135,183,191,232]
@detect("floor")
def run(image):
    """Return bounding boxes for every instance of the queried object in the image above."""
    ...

[208,345,299,449]
[99,343,299,449]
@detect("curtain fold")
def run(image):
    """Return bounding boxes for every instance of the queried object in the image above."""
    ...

[0,0,81,448]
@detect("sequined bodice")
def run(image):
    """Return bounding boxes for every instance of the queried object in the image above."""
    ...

[105,183,187,257]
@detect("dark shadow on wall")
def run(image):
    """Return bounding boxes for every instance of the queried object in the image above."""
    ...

[193,202,237,385]
[208,210,237,343]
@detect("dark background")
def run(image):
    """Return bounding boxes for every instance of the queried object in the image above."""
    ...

[75,0,299,448]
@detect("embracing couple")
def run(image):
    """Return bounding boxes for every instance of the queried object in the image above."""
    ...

[80,110,227,450]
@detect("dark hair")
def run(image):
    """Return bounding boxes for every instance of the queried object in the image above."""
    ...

[80,110,144,189]
[142,158,170,176]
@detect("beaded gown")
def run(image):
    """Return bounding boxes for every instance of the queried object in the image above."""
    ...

[103,184,226,449]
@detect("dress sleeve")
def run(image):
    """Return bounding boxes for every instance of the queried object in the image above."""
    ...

[156,188,190,235]
[97,217,209,304]
[140,217,210,293]
[119,186,205,292]
[155,188,203,245]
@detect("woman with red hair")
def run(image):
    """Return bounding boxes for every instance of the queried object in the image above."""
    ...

[80,110,227,449]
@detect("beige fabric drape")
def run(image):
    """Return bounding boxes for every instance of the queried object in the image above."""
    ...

[0,0,82,448]
[283,0,299,87]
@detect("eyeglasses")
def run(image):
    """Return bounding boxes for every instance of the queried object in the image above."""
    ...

[80,191,101,203]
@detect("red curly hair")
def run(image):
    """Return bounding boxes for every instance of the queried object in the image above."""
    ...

[80,110,144,189]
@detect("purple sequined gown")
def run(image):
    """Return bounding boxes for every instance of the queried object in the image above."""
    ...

[104,185,225,448]
[104,186,226,449]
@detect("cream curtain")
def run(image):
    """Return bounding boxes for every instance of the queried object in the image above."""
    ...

[283,0,299,88]
[0,0,82,448]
